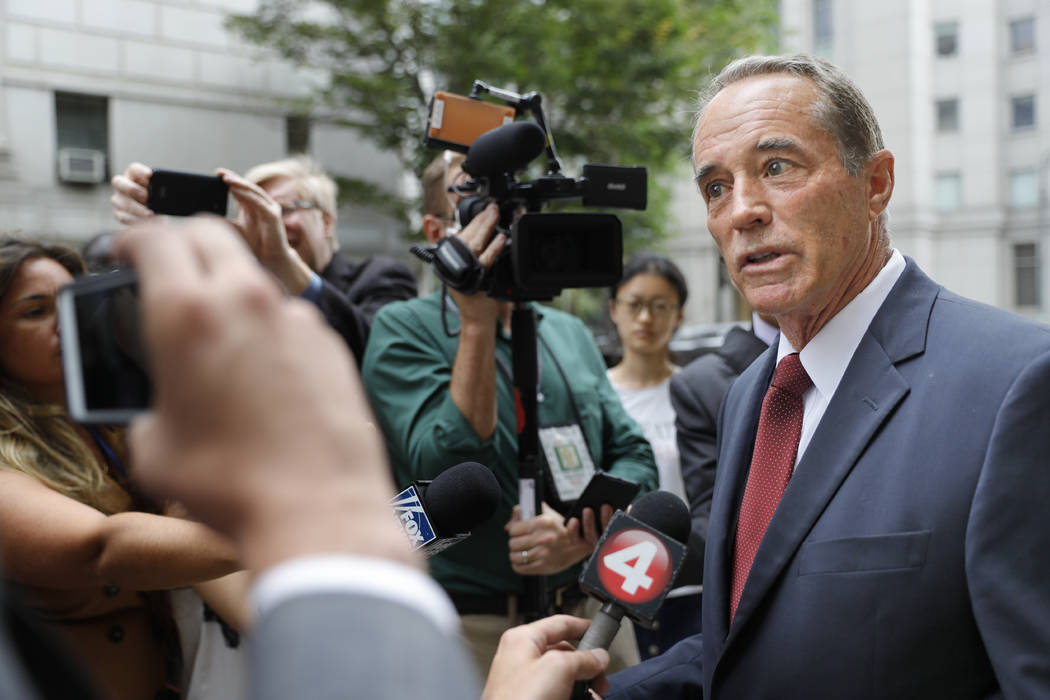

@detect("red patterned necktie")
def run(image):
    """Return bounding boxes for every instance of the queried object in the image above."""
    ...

[730,352,812,622]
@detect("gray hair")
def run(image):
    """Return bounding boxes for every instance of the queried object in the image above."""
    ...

[244,156,339,219]
[695,54,884,177]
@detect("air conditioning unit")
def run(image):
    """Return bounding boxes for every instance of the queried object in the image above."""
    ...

[57,147,106,184]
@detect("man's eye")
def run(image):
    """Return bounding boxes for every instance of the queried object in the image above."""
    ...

[705,182,724,199]
[766,160,786,176]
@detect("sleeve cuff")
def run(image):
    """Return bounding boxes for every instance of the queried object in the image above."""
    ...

[300,272,323,303]
[251,554,460,636]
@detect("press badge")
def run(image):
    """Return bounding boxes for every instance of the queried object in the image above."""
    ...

[539,423,596,502]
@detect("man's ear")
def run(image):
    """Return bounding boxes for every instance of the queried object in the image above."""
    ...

[422,214,445,245]
[322,210,336,236]
[866,149,894,222]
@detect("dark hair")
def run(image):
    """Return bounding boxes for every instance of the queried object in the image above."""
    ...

[81,231,119,273]
[0,236,126,514]
[611,253,688,307]
[0,237,85,300]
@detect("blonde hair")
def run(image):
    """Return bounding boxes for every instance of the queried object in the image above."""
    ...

[244,156,339,219]
[422,152,465,218]
[0,238,130,514]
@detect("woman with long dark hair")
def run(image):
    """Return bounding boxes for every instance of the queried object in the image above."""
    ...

[0,237,241,699]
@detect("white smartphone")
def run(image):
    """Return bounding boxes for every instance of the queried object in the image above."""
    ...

[58,269,151,425]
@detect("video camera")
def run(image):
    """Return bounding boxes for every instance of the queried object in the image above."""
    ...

[413,81,647,301]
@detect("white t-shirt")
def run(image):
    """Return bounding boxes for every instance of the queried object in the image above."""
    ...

[607,373,687,502]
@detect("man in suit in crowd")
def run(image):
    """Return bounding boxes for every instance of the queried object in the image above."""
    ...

[607,53,1050,699]
[111,157,417,364]
[0,216,610,699]
[671,311,776,552]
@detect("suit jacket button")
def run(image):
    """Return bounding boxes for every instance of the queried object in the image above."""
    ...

[102,584,120,597]
[107,625,124,643]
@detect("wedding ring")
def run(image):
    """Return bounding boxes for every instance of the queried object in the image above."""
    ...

[521,549,529,565]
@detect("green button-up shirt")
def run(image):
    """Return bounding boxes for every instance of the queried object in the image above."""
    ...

[363,291,658,596]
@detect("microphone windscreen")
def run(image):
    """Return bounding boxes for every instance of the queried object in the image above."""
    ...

[424,462,501,535]
[629,491,691,544]
[462,122,546,178]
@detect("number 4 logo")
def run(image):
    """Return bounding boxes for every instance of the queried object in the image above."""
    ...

[596,528,673,604]
[603,541,657,594]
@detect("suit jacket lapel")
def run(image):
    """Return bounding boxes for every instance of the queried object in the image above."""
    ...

[724,335,909,641]
[710,259,938,666]
[702,346,775,650]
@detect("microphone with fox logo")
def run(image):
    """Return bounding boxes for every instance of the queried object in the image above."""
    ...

[389,462,501,558]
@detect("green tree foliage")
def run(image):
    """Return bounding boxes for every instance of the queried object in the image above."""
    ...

[228,0,776,244]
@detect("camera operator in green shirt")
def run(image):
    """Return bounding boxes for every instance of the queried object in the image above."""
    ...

[362,153,657,676]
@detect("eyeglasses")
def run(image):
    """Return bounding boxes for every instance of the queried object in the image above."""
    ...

[279,200,320,217]
[614,298,680,319]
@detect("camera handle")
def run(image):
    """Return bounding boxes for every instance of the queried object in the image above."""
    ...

[511,303,549,621]
[409,236,487,295]
[470,80,563,176]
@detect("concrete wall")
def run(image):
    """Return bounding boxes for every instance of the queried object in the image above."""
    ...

[0,0,408,257]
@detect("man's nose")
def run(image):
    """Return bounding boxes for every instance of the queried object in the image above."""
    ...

[729,179,771,230]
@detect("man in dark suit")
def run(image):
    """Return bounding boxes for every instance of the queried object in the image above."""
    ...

[607,53,1050,699]
[671,312,776,549]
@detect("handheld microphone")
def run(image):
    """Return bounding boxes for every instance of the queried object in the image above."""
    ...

[577,490,690,649]
[390,462,501,558]
[570,491,690,699]
[462,121,546,178]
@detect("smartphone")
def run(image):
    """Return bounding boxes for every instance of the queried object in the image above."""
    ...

[424,91,516,153]
[58,269,151,425]
[147,169,228,217]
[563,472,642,535]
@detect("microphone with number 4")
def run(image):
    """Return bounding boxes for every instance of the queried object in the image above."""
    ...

[572,491,690,696]
[389,462,501,558]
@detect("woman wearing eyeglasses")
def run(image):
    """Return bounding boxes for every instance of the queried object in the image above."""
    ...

[606,253,689,501]
[606,253,700,660]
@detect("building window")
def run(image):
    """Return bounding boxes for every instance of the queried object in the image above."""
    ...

[1009,170,1039,208]
[934,172,962,211]
[813,0,833,55]
[934,21,958,57]
[1012,95,1036,130]
[936,98,959,131]
[1014,243,1040,307]
[55,92,109,184]
[1009,17,1035,55]
[286,114,311,154]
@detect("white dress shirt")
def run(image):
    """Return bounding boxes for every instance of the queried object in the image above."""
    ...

[751,311,780,347]
[776,249,906,465]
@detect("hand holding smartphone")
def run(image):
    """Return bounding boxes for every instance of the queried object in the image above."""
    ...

[58,269,150,425]
[563,472,641,537]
